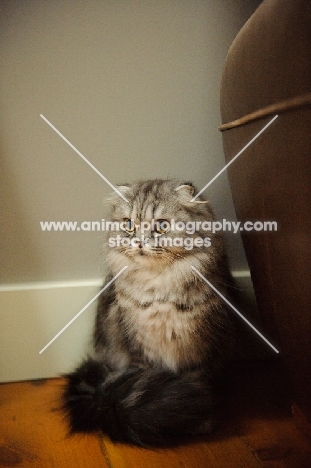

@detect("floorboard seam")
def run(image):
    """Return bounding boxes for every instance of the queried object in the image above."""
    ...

[99,435,114,468]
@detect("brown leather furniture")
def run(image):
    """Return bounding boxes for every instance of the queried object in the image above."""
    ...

[220,0,311,435]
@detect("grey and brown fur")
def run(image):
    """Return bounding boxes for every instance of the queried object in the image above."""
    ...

[63,179,235,447]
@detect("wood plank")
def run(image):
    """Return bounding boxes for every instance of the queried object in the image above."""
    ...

[1,361,311,467]
[242,418,311,468]
[101,434,262,468]
[0,378,107,468]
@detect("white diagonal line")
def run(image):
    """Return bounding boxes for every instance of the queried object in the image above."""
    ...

[39,266,128,354]
[191,265,279,354]
[40,114,129,203]
[191,114,278,202]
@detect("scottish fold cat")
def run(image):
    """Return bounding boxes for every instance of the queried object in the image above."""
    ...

[63,179,234,447]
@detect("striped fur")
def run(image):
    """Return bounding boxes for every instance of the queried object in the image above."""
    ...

[63,179,234,447]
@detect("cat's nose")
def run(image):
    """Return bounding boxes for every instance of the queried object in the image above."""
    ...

[138,237,149,248]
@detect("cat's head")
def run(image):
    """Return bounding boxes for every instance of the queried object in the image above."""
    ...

[104,179,217,268]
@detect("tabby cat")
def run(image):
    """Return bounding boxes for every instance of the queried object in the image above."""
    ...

[63,179,234,447]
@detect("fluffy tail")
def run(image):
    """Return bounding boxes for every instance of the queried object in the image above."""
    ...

[63,358,216,447]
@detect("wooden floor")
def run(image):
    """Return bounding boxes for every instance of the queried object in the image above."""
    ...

[0,360,311,468]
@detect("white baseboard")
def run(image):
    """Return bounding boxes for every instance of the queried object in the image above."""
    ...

[0,272,255,383]
[0,279,103,383]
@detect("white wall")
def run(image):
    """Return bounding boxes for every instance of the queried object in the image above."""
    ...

[0,0,262,381]
[0,0,262,283]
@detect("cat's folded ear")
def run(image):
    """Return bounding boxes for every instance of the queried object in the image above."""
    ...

[175,183,208,206]
[105,184,132,205]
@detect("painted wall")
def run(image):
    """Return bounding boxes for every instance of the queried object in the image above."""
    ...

[1,0,262,284]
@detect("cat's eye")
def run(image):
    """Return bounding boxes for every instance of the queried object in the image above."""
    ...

[154,219,170,234]
[122,218,135,233]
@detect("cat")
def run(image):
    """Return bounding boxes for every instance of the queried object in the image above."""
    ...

[63,179,235,447]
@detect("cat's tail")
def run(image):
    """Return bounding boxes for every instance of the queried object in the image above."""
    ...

[62,358,216,447]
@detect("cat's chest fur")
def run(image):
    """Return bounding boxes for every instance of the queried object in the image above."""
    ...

[115,267,206,371]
